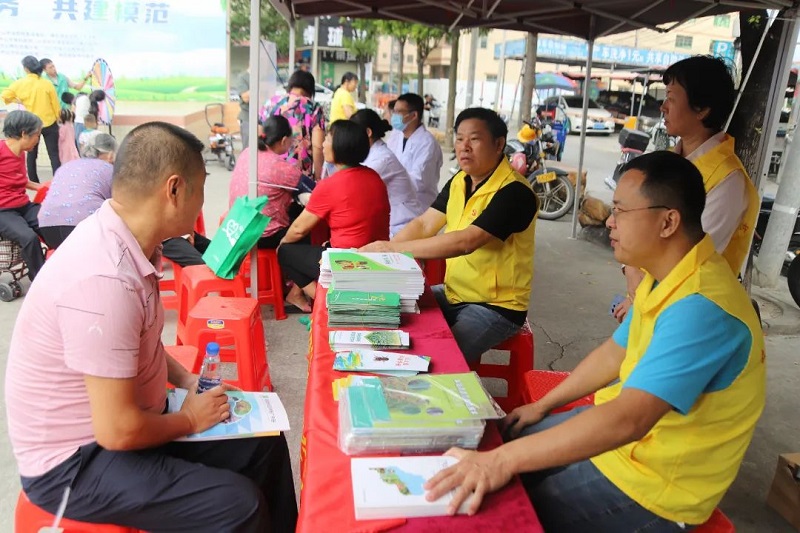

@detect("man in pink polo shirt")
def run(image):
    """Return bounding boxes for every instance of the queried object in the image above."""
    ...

[5,122,297,531]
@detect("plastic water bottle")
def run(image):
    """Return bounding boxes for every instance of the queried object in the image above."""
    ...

[196,342,222,394]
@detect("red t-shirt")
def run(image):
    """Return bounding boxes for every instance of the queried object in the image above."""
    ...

[305,166,390,248]
[0,140,29,209]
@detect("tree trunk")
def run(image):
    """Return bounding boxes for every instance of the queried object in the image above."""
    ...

[445,30,459,153]
[358,60,367,103]
[727,9,784,178]
[397,39,406,93]
[519,33,537,124]
[417,49,425,96]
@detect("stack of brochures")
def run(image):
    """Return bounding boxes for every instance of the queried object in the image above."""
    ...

[326,289,401,328]
[333,349,430,377]
[329,330,411,352]
[337,372,503,455]
[319,250,424,313]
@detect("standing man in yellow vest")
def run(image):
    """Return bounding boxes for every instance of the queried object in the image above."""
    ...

[615,56,759,322]
[361,108,538,363]
[425,151,765,532]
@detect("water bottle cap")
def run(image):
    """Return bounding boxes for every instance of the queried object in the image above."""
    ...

[206,342,220,355]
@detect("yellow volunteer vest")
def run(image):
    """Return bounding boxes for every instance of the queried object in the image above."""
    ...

[691,134,759,273]
[443,158,536,311]
[592,235,766,524]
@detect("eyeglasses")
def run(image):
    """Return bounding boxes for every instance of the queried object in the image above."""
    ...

[611,205,672,216]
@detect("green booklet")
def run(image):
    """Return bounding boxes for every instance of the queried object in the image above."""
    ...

[327,289,401,308]
[345,373,502,429]
[329,330,410,351]
[334,350,431,376]
[327,252,421,274]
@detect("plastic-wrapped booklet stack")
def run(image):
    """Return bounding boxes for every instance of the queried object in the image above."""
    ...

[326,289,402,328]
[337,372,504,455]
[320,250,425,313]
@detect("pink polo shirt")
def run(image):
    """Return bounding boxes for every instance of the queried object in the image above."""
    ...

[5,201,168,477]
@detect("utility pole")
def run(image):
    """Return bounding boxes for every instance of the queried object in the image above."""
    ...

[519,32,537,124]
[465,29,479,107]
[755,122,800,287]
[494,30,507,112]
[445,29,459,153]
[288,20,296,73]
[388,37,396,94]
[311,17,320,80]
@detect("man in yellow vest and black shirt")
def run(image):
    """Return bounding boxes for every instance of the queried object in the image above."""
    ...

[361,108,537,363]
[425,151,765,532]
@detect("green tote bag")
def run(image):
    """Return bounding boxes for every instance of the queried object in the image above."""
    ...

[202,196,271,279]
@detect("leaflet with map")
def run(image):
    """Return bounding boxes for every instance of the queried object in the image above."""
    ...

[167,389,290,441]
[333,350,430,374]
[351,456,472,519]
[329,330,411,351]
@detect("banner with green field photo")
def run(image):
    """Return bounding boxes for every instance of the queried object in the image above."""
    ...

[0,0,226,103]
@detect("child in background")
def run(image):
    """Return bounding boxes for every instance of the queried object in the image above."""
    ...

[78,114,101,157]
[57,109,79,164]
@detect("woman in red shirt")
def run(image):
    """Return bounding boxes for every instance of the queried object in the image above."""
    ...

[0,110,46,281]
[278,120,389,310]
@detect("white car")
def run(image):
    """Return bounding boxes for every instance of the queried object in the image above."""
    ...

[542,95,615,135]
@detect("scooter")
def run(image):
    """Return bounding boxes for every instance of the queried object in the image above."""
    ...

[604,127,651,191]
[507,119,575,220]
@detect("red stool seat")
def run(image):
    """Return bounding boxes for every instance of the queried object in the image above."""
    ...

[469,320,534,413]
[176,265,247,345]
[522,370,594,413]
[15,490,141,532]
[165,344,201,388]
[240,249,287,320]
[184,296,272,391]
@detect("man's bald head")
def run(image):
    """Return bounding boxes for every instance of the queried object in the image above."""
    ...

[112,122,205,198]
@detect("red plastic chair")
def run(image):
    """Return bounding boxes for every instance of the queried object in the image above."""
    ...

[194,212,206,236]
[522,370,595,413]
[159,258,182,312]
[240,249,287,320]
[421,258,446,286]
[470,320,534,413]
[695,508,735,532]
[184,296,273,392]
[32,182,50,204]
[175,265,247,346]
[15,490,142,533]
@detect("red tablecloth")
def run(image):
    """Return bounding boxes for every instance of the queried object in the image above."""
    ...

[298,287,543,533]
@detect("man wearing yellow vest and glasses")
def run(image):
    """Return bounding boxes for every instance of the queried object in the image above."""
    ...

[615,55,759,322]
[361,108,538,363]
[425,151,765,532]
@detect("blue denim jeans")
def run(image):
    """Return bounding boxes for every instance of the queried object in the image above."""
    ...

[518,407,693,533]
[432,284,520,364]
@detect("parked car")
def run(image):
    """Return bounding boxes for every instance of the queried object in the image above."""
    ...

[596,90,662,130]
[538,95,615,135]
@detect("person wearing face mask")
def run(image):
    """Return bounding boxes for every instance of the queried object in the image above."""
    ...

[386,93,444,209]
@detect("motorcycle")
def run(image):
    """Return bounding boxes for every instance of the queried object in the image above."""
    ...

[507,119,575,220]
[752,195,800,307]
[604,127,652,191]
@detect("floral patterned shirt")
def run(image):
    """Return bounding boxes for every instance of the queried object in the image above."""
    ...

[260,93,326,177]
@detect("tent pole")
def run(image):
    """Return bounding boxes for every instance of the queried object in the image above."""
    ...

[247,0,261,298]
[289,19,297,73]
[570,27,594,239]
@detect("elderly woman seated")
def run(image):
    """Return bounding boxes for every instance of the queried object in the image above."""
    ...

[0,110,47,280]
[38,132,117,249]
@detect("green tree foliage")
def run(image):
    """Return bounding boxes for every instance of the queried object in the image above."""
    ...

[228,0,301,56]
[344,19,380,103]
[377,21,416,89]
[410,24,446,95]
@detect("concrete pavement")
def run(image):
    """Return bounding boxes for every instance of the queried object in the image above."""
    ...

[0,135,797,530]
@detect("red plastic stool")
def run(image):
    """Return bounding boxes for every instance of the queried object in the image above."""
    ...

[696,508,735,532]
[469,320,534,413]
[15,490,141,533]
[240,249,287,320]
[522,370,595,413]
[159,258,183,312]
[194,212,206,236]
[176,265,247,345]
[184,296,272,391]
[421,258,446,286]
[165,345,201,387]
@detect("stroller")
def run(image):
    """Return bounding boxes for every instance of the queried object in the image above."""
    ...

[0,239,27,302]
[204,103,236,171]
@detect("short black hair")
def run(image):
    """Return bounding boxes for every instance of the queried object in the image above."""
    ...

[2,109,42,138]
[287,70,316,98]
[396,93,424,119]
[259,115,292,151]
[455,107,509,144]
[22,55,42,75]
[113,121,205,197]
[328,120,370,166]
[61,92,75,105]
[89,90,106,102]
[40,58,53,68]
[387,99,396,111]
[341,72,358,84]
[351,109,392,141]
[663,55,735,132]
[622,151,706,241]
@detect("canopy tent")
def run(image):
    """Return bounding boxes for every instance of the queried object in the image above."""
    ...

[262,0,798,241]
